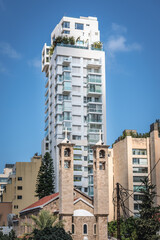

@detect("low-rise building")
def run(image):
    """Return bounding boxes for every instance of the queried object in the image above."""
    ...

[2,154,42,216]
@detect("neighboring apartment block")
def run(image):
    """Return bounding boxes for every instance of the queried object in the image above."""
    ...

[113,120,160,218]
[41,16,106,196]
[0,164,14,202]
[2,155,41,216]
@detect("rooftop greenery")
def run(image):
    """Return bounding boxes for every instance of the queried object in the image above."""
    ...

[49,36,102,56]
[113,130,150,146]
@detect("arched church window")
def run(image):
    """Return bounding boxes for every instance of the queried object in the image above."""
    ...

[83,224,88,235]
[64,148,71,157]
[99,150,105,158]
[93,224,96,235]
[72,224,75,234]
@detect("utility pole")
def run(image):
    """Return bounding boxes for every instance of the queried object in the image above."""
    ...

[117,182,121,240]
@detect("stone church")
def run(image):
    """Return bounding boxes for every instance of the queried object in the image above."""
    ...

[14,135,109,240]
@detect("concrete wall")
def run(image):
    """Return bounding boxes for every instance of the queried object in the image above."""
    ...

[0,202,12,226]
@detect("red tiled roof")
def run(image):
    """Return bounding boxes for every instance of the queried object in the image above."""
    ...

[21,192,59,213]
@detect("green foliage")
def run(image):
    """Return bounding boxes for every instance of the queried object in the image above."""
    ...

[91,41,102,49]
[69,36,75,45]
[135,178,160,240]
[113,130,150,146]
[108,217,137,240]
[32,227,72,240]
[0,229,17,240]
[30,210,64,231]
[35,152,55,199]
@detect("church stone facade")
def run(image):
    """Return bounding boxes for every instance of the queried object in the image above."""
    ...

[14,138,109,240]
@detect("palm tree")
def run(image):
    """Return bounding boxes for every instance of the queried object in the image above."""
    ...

[22,210,63,239]
[31,210,63,230]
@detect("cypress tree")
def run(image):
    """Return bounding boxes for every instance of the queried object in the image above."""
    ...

[35,152,55,199]
[135,178,160,240]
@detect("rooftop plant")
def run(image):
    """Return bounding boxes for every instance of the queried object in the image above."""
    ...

[91,41,103,49]
[49,36,75,56]
[113,130,150,146]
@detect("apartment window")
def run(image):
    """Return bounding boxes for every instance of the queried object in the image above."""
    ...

[133,185,146,192]
[132,149,147,155]
[75,23,84,30]
[17,177,22,181]
[84,146,88,151]
[84,156,87,161]
[17,186,22,190]
[89,175,93,185]
[134,194,144,201]
[133,176,146,182]
[74,145,82,150]
[62,21,70,28]
[134,203,142,211]
[74,165,82,171]
[63,30,70,34]
[132,158,148,165]
[84,187,88,193]
[14,205,18,209]
[83,224,88,234]
[133,167,148,173]
[74,176,82,182]
[74,155,82,161]
[17,195,22,199]
[84,167,88,172]
[72,135,81,140]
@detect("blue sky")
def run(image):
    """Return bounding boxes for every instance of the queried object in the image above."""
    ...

[0,0,160,171]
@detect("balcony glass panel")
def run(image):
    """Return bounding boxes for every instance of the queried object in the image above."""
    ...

[133,176,147,182]
[87,104,102,113]
[88,114,102,123]
[63,81,71,91]
[88,84,102,94]
[63,101,71,111]
[63,112,71,120]
[133,167,148,173]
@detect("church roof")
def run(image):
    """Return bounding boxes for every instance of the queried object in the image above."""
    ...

[20,192,59,214]
[20,188,93,215]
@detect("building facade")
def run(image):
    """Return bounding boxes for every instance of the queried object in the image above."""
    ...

[41,16,106,196]
[113,120,160,218]
[0,164,14,202]
[2,155,42,216]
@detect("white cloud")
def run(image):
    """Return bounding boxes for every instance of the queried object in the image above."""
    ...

[28,58,41,69]
[105,36,142,53]
[0,42,21,59]
[112,23,127,33]
[104,23,142,56]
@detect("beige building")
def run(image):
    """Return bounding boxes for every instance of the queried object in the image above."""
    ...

[14,136,110,240]
[112,120,160,218]
[150,120,160,206]
[2,154,42,216]
[0,164,14,202]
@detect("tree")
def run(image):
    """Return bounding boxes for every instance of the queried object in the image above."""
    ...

[135,178,160,240]
[0,229,16,240]
[30,210,63,231]
[33,227,72,240]
[35,152,55,199]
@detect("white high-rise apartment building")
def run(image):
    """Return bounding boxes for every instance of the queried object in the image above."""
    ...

[41,16,106,196]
